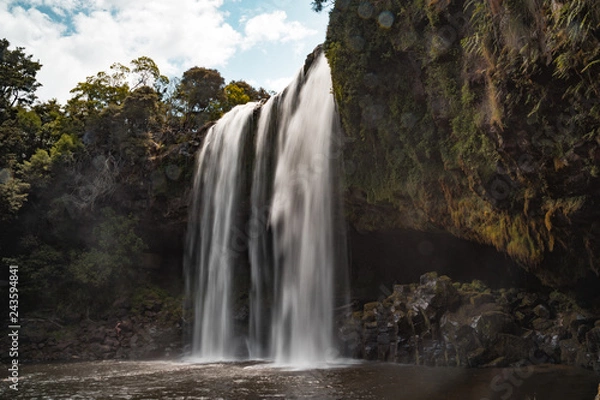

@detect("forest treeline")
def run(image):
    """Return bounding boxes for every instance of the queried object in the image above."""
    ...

[0,38,269,317]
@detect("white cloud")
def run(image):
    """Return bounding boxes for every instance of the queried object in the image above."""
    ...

[1,0,240,103]
[242,10,316,50]
[0,1,321,103]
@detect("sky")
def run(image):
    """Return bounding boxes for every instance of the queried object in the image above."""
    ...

[0,0,331,104]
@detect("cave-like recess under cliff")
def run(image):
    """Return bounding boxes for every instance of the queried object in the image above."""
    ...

[324,0,600,287]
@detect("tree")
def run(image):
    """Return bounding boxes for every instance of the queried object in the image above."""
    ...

[0,39,41,219]
[229,80,270,101]
[121,86,160,133]
[222,82,251,112]
[217,80,271,117]
[0,39,43,163]
[0,172,30,221]
[175,67,225,128]
[68,63,131,117]
[0,39,41,122]
[131,56,169,95]
[311,0,332,12]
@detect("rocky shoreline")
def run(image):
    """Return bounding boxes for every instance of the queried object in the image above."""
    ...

[340,273,600,372]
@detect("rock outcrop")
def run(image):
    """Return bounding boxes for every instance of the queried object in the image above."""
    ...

[339,272,600,371]
[326,0,600,287]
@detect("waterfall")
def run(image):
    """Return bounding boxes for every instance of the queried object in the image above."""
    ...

[184,103,256,361]
[185,48,347,366]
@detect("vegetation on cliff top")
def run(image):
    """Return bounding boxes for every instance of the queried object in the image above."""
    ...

[326,0,600,286]
[0,38,268,317]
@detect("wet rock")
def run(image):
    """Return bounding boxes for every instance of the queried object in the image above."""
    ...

[466,347,486,366]
[471,311,516,345]
[537,333,561,362]
[519,293,541,308]
[483,356,507,368]
[90,329,107,343]
[413,272,460,316]
[341,273,599,371]
[576,323,593,343]
[559,339,580,365]
[586,327,600,370]
[469,293,495,307]
[588,327,600,352]
[119,319,134,333]
[57,341,74,351]
[532,317,554,331]
[533,304,551,319]
[492,333,534,364]
[103,337,119,348]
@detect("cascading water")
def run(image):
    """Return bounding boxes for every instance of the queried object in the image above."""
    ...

[269,52,341,366]
[184,103,256,361]
[185,48,347,366]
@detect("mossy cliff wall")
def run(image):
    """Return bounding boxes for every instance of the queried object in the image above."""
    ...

[325,0,600,286]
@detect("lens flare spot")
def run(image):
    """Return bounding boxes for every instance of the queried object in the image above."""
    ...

[358,1,374,19]
[378,11,394,29]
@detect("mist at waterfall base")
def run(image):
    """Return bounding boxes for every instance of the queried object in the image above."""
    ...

[184,49,349,368]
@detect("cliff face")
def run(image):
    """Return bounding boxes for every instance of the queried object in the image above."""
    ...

[326,0,600,286]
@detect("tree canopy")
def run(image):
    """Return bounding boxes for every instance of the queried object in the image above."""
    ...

[0,37,270,317]
[0,38,41,120]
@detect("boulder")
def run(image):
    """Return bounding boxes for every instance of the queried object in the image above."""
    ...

[414,272,460,314]
[491,333,534,364]
[533,304,551,319]
[471,311,516,345]
[559,338,580,365]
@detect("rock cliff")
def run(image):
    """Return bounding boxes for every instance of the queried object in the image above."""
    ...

[326,0,600,287]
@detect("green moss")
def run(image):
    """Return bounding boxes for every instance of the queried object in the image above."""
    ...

[326,0,600,286]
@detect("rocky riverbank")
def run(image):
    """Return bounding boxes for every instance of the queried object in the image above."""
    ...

[340,272,600,372]
[4,288,183,363]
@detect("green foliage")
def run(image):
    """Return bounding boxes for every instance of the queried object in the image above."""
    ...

[0,38,41,120]
[175,66,225,128]
[0,38,268,319]
[213,80,271,118]
[22,149,51,182]
[131,56,169,93]
[17,238,69,309]
[69,208,146,291]
[176,67,225,111]
[311,0,332,12]
[131,285,183,324]
[121,86,161,132]
[69,63,131,114]
[0,173,29,220]
[224,83,251,108]
[50,133,82,162]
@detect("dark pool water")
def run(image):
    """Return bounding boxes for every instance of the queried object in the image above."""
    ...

[2,360,598,399]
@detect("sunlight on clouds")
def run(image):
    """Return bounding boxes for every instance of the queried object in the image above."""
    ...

[1,0,323,103]
[1,4,64,40]
[242,10,317,50]
[2,0,240,103]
